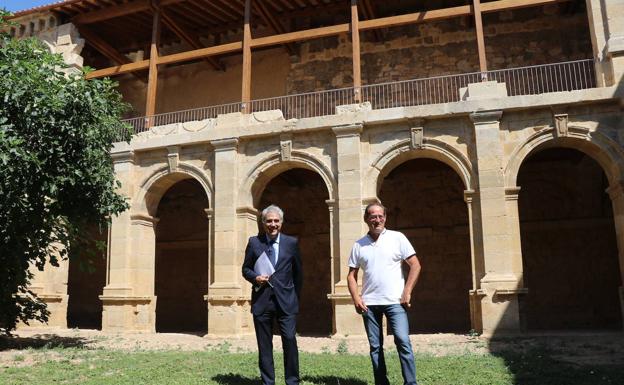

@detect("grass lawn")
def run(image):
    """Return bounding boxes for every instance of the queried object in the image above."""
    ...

[1,344,622,385]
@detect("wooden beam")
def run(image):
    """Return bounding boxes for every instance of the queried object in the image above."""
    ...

[250,23,350,48]
[473,0,488,75]
[157,42,242,65]
[145,4,162,126]
[161,9,225,71]
[253,0,296,56]
[241,0,252,114]
[481,0,568,13]
[359,5,472,31]
[85,60,150,79]
[351,0,362,102]
[72,0,184,24]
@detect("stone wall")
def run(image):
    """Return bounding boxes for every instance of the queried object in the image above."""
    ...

[287,5,591,93]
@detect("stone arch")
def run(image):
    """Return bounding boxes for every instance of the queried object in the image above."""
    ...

[511,124,624,330]
[375,143,473,332]
[505,125,624,189]
[368,138,474,199]
[239,151,335,209]
[134,163,214,217]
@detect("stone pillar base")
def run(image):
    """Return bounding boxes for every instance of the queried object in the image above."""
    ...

[100,295,155,332]
[468,290,485,333]
[478,280,528,337]
[18,293,68,329]
[330,294,365,336]
[207,295,252,337]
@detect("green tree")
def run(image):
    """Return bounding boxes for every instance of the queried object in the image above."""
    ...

[0,11,131,333]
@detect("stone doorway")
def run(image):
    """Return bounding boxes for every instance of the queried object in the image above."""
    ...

[379,158,472,333]
[155,179,209,333]
[67,227,107,329]
[518,147,622,330]
[258,168,332,336]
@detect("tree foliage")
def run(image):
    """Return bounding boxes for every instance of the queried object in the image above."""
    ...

[0,11,131,333]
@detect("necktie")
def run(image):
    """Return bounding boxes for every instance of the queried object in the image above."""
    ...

[267,239,276,267]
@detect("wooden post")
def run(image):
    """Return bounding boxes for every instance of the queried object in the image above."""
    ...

[241,0,252,114]
[145,1,161,127]
[351,0,362,102]
[473,0,488,81]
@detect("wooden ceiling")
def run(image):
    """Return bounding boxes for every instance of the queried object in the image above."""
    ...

[15,0,351,51]
[10,0,581,73]
[13,1,490,55]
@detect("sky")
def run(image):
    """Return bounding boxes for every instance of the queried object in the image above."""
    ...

[1,0,56,13]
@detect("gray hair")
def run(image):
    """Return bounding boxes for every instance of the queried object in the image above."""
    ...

[261,204,284,222]
[364,203,386,220]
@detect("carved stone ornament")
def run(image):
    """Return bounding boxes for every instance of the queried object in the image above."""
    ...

[411,127,424,150]
[167,146,180,173]
[280,139,292,161]
[553,114,569,137]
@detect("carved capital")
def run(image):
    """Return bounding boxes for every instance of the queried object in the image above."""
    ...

[211,138,239,152]
[332,124,363,138]
[130,213,160,228]
[606,181,624,200]
[111,150,135,165]
[236,206,259,220]
[504,186,521,201]
[469,110,503,125]
[463,189,477,204]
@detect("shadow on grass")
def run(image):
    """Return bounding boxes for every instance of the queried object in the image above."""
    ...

[0,334,89,351]
[303,376,367,385]
[488,336,624,385]
[212,374,257,385]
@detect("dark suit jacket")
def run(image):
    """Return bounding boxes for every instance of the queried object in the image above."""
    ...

[242,233,303,316]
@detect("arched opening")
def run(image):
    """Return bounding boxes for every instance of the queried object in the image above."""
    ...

[257,168,332,336]
[155,178,209,333]
[67,226,107,329]
[379,158,472,333]
[518,147,622,330]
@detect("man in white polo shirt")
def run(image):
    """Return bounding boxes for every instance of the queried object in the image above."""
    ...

[347,203,421,385]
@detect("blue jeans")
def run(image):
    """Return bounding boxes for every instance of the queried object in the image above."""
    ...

[362,304,417,385]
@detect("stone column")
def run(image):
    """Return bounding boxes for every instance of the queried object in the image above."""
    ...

[207,138,247,335]
[101,151,156,332]
[470,111,525,335]
[607,182,624,327]
[24,256,69,329]
[585,0,624,86]
[325,199,340,334]
[330,124,366,336]
[464,190,483,333]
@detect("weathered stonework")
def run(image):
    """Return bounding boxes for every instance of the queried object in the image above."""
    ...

[14,0,624,337]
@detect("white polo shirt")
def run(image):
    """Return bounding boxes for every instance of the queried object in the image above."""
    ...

[348,229,416,305]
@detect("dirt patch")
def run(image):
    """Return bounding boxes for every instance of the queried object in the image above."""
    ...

[1,328,623,369]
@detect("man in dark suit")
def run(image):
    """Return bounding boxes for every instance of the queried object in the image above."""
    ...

[242,205,303,385]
